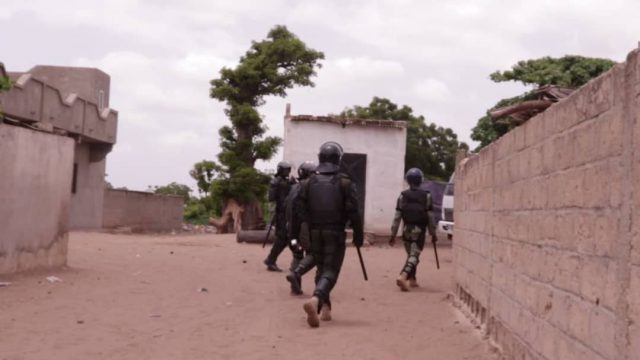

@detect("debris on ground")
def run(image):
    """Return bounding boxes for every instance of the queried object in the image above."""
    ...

[46,276,63,283]
[111,226,133,235]
[198,287,208,293]
[0,282,11,287]
[182,223,218,234]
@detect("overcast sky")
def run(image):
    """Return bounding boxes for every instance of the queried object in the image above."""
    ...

[2,0,639,191]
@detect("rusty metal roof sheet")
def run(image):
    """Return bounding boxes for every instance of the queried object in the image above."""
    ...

[289,114,407,129]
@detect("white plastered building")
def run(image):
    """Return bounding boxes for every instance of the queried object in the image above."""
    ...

[282,105,407,240]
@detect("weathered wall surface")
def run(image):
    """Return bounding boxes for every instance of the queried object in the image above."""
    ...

[0,124,73,274]
[283,115,406,237]
[0,68,118,144]
[70,143,107,229]
[455,48,640,359]
[28,66,111,107]
[102,190,184,232]
[1,64,118,230]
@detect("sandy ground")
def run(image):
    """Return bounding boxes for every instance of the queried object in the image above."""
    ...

[0,232,497,360]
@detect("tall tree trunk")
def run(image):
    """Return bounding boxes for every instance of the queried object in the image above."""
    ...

[240,199,265,230]
[209,198,265,233]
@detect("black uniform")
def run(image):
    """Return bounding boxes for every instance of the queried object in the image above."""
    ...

[294,171,363,309]
[264,175,296,268]
[284,182,306,267]
[284,162,318,295]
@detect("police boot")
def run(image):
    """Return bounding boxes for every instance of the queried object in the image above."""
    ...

[286,271,303,295]
[263,259,282,272]
[320,305,332,321]
[396,272,410,292]
[409,278,419,288]
[303,296,320,328]
[289,257,301,272]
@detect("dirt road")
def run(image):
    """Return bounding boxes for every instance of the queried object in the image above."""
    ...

[0,232,496,360]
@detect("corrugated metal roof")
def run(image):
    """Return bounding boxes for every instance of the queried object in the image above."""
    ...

[289,114,407,129]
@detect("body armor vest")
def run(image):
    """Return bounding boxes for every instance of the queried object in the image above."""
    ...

[400,189,429,226]
[307,174,346,227]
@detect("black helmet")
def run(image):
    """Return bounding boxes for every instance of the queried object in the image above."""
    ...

[277,161,292,177]
[316,141,343,173]
[405,168,423,187]
[297,161,316,180]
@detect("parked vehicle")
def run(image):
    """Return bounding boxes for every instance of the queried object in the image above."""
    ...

[438,173,455,240]
[419,180,447,225]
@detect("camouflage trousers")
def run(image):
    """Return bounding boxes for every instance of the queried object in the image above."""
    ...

[401,225,426,279]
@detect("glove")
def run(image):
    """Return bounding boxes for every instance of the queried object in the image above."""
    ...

[431,235,438,243]
[290,239,302,252]
[353,234,363,248]
[388,236,396,247]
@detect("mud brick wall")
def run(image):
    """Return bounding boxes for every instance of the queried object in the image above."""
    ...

[103,189,184,232]
[454,48,640,360]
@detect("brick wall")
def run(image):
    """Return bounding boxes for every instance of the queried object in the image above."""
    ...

[454,48,640,359]
[102,189,184,232]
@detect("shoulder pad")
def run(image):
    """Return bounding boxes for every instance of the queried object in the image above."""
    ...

[270,177,280,185]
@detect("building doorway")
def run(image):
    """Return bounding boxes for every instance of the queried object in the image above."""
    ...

[340,153,367,227]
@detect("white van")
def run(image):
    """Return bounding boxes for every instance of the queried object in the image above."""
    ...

[438,173,454,240]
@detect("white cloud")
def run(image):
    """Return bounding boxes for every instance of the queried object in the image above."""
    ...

[5,0,640,188]
[71,50,229,189]
[158,130,207,147]
[333,57,404,79]
[412,78,451,102]
[0,7,12,19]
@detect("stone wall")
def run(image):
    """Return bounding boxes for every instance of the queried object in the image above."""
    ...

[102,189,184,232]
[0,124,73,274]
[454,48,640,359]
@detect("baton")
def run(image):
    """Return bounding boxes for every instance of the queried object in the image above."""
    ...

[262,215,275,248]
[432,237,440,270]
[356,246,368,281]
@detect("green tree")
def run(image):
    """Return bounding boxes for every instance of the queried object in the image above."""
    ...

[189,160,218,196]
[340,97,468,181]
[148,182,192,202]
[489,55,616,88]
[471,55,616,149]
[0,76,10,92]
[0,74,11,116]
[209,25,324,227]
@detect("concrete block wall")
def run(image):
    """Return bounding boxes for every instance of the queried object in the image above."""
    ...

[102,189,184,232]
[454,48,640,359]
[0,124,73,274]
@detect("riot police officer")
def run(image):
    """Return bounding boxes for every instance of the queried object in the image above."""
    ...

[291,142,363,327]
[284,161,317,295]
[264,161,296,272]
[389,168,437,291]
